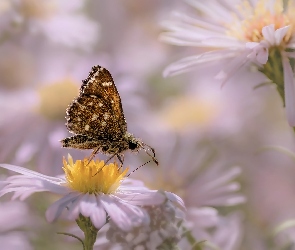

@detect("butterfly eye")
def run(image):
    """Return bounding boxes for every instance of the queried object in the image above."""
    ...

[128,141,138,150]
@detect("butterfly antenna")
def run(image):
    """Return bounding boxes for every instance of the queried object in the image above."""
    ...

[127,160,151,177]
[143,144,159,165]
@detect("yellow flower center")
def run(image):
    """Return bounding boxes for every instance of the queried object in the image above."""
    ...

[139,168,186,200]
[160,96,220,131]
[36,78,79,120]
[63,155,129,194]
[227,0,295,44]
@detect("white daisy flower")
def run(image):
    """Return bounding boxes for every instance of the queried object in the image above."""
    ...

[0,155,167,232]
[160,0,295,126]
[106,191,186,249]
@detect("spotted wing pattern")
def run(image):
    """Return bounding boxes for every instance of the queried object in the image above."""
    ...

[66,65,127,139]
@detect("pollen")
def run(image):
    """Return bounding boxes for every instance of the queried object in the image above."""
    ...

[63,154,129,194]
[227,0,295,44]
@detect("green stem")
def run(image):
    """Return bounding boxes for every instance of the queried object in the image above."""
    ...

[259,47,295,131]
[182,226,204,250]
[76,214,99,250]
[259,47,285,101]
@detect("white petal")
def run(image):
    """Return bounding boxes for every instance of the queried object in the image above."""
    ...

[0,186,35,200]
[90,197,107,229]
[274,25,290,45]
[46,192,80,222]
[100,195,133,231]
[215,167,241,187]
[100,195,147,231]
[169,11,225,33]
[256,47,269,64]
[80,193,96,217]
[159,33,203,46]
[215,51,250,84]
[67,195,85,220]
[71,194,107,229]
[246,43,269,64]
[184,0,231,21]
[165,192,186,211]
[245,42,260,49]
[204,195,246,206]
[282,56,295,126]
[201,37,244,48]
[262,24,275,44]
[163,50,236,77]
[0,164,63,183]
[116,190,165,206]
[0,175,68,200]
[160,22,223,47]
[188,207,218,228]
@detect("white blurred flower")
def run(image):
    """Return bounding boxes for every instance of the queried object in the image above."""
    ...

[106,192,186,249]
[160,0,295,125]
[0,0,99,50]
[0,201,33,250]
[157,71,260,135]
[132,132,245,249]
[134,132,245,208]
[0,232,33,250]
[0,76,83,175]
[183,211,243,250]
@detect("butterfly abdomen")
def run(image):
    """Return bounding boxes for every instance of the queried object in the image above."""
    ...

[61,135,103,150]
[61,134,131,155]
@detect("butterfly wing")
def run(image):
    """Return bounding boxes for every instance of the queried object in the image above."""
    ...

[66,65,127,139]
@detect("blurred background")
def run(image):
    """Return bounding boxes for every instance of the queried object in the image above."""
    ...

[1,1,295,249]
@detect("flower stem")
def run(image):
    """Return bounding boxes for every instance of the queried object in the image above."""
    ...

[76,214,98,250]
[259,47,285,102]
[259,47,295,131]
[182,226,204,250]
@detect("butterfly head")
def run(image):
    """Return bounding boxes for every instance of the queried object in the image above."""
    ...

[124,132,158,166]
[124,132,142,151]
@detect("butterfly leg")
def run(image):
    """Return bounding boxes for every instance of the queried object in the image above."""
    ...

[87,147,100,163]
[116,154,124,169]
[92,154,116,177]
[104,154,116,165]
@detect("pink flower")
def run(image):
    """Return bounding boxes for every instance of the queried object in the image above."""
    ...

[160,0,295,126]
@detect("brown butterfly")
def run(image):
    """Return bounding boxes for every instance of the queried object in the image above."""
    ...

[61,65,158,165]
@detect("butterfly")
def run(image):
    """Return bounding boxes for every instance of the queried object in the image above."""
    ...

[61,65,158,166]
